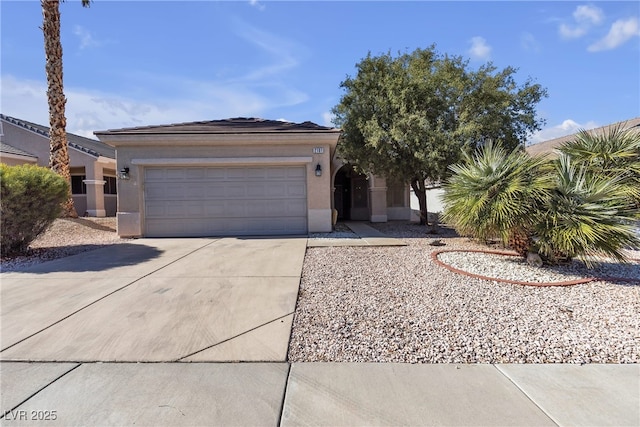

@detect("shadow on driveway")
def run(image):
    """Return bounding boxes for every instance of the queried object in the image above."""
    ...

[2,243,164,274]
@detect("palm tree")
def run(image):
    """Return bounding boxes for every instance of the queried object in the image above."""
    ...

[442,142,639,267]
[557,123,640,213]
[441,142,551,256]
[42,0,90,218]
[533,154,639,266]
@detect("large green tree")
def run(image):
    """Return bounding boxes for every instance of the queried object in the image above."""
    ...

[332,46,547,225]
[42,0,90,218]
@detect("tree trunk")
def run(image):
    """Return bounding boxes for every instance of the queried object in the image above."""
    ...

[411,178,429,226]
[42,0,77,218]
[507,228,532,258]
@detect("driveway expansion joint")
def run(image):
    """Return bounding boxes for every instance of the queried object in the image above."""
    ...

[1,240,219,354]
[493,365,561,427]
[0,363,81,420]
[177,311,296,361]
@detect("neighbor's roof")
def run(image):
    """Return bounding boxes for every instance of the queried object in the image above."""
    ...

[0,114,115,159]
[94,117,340,136]
[526,117,640,157]
[0,141,38,159]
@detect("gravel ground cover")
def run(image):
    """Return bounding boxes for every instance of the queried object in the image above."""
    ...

[437,251,640,284]
[0,217,122,272]
[308,222,359,241]
[288,222,640,363]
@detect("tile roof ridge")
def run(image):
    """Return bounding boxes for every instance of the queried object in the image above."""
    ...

[0,113,110,158]
[0,141,39,158]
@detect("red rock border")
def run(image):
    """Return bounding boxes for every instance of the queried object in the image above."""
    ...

[432,249,612,287]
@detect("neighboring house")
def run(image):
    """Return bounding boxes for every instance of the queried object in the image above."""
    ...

[0,141,39,166]
[410,184,445,221]
[0,114,117,217]
[526,117,640,157]
[95,118,413,238]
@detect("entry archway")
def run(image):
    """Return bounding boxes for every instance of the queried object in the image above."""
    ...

[333,165,369,221]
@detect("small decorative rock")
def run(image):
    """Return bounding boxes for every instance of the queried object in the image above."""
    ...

[429,239,445,246]
[527,252,543,268]
[289,222,640,364]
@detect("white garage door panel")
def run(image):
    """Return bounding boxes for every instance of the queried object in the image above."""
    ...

[145,216,307,237]
[144,166,307,237]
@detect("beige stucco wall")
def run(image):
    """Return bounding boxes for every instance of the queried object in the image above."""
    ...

[103,134,338,237]
[0,155,37,166]
[330,161,412,223]
[1,121,115,217]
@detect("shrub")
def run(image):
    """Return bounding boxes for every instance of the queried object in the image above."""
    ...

[1,164,69,256]
[557,124,640,214]
[441,142,551,253]
[442,142,640,267]
[533,154,639,265]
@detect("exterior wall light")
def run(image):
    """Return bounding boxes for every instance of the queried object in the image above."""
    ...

[315,164,322,177]
[119,167,130,180]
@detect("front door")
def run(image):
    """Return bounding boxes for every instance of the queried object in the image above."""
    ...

[350,175,369,220]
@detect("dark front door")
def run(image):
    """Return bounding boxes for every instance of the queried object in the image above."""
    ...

[334,168,351,220]
[350,175,369,220]
[334,165,369,220]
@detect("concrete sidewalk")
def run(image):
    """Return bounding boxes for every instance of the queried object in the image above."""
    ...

[308,221,406,247]
[2,362,638,426]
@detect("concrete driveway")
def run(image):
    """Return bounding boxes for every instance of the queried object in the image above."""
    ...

[1,237,306,362]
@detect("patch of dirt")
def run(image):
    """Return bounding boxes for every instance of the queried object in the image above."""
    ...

[1,217,122,272]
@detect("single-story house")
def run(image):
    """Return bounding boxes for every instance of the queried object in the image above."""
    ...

[95,118,413,238]
[0,114,117,217]
[525,117,640,157]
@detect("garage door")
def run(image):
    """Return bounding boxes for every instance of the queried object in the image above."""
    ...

[144,166,307,237]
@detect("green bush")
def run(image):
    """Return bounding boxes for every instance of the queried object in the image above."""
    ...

[533,155,639,265]
[442,142,640,267]
[1,164,69,256]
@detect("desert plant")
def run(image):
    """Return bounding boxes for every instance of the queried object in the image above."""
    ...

[533,154,640,265]
[557,123,640,212]
[443,142,640,267]
[441,142,550,254]
[1,164,69,256]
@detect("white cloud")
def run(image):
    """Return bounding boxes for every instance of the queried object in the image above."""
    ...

[588,17,640,52]
[559,24,587,39]
[573,5,604,25]
[528,119,600,145]
[559,4,604,40]
[1,22,312,137]
[322,111,335,127]
[1,73,309,139]
[248,0,265,11]
[232,21,302,81]
[521,32,541,53]
[467,36,491,61]
[73,25,101,50]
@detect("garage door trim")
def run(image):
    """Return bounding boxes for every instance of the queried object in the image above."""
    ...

[132,156,313,166]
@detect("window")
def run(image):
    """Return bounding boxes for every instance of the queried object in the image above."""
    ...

[387,182,405,207]
[71,175,86,195]
[104,176,117,195]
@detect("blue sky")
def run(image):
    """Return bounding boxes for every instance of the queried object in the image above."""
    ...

[1,1,639,144]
